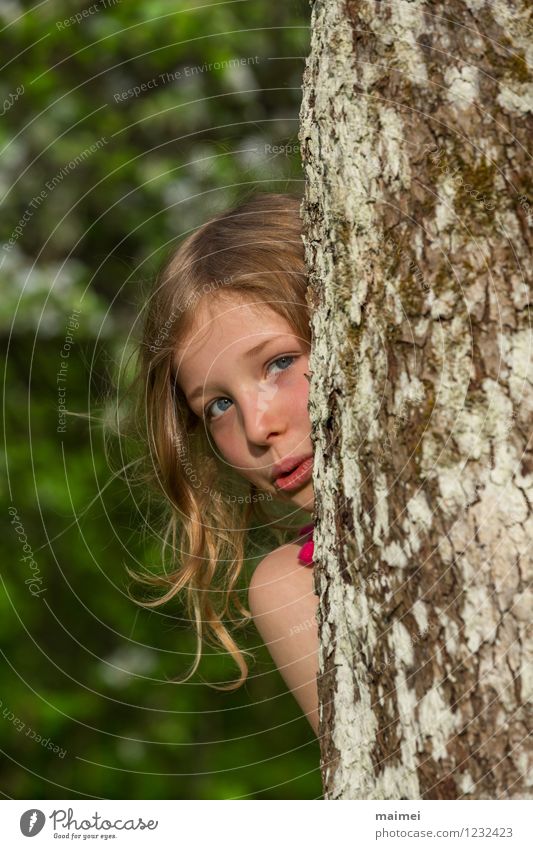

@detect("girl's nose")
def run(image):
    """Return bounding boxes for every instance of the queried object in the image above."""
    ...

[240,383,285,443]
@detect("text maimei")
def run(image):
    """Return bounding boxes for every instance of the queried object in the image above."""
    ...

[51,808,158,832]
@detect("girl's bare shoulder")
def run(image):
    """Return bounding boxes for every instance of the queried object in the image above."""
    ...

[248,540,315,611]
[247,540,320,736]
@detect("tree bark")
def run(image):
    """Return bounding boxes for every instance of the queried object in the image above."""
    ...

[299,0,532,799]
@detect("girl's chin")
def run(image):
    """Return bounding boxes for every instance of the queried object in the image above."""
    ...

[290,484,315,511]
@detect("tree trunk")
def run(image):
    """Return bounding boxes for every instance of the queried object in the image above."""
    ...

[299,0,532,799]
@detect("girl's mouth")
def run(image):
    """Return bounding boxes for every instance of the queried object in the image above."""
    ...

[274,457,313,491]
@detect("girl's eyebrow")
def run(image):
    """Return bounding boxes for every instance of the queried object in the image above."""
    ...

[186,335,289,405]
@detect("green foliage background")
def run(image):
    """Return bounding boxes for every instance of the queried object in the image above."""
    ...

[1,0,321,799]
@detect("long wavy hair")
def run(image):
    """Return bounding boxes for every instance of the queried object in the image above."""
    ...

[120,191,312,689]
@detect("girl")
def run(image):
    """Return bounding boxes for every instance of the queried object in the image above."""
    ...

[127,192,320,735]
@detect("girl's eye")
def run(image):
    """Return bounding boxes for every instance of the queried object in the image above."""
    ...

[267,354,296,376]
[204,355,297,421]
[205,397,233,421]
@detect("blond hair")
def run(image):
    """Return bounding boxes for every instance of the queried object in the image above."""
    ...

[121,191,311,689]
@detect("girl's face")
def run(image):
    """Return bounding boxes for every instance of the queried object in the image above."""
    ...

[174,292,314,514]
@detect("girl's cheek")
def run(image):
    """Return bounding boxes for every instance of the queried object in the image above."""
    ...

[275,372,311,432]
[209,419,241,466]
[288,359,310,399]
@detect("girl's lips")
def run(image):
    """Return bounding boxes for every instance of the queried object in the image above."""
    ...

[274,456,314,491]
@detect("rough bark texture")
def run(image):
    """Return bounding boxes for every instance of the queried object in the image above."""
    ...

[299,0,532,799]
